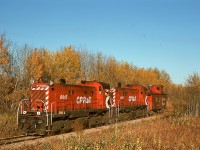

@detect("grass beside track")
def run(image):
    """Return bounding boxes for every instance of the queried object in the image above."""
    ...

[3,113,200,150]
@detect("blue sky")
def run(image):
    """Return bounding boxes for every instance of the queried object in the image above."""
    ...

[0,0,200,84]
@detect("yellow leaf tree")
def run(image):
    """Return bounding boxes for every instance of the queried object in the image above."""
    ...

[25,48,43,82]
[51,46,81,84]
[0,34,14,111]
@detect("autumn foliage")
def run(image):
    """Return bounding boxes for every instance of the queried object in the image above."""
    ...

[0,33,200,116]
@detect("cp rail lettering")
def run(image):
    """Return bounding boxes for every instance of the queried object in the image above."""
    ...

[76,96,91,104]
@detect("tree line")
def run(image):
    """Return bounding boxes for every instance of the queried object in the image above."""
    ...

[0,33,199,116]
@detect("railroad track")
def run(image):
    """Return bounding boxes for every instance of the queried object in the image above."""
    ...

[0,135,44,146]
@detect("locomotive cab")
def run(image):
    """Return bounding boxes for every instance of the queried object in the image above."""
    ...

[125,85,148,106]
[79,80,111,109]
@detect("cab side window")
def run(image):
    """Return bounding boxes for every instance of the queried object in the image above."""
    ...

[99,86,102,94]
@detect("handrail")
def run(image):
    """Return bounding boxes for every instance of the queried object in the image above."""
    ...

[34,99,49,127]
[17,99,49,127]
[116,100,120,117]
[51,102,56,125]
[17,99,29,125]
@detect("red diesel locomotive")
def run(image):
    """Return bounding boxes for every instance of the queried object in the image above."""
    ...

[17,79,167,135]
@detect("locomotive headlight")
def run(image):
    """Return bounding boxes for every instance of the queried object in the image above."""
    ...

[23,111,27,114]
[37,112,41,115]
[21,119,26,123]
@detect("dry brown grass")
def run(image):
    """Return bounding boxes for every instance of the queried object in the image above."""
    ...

[9,113,200,150]
[0,113,23,138]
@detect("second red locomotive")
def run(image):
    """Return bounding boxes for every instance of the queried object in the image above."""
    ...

[17,79,167,135]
